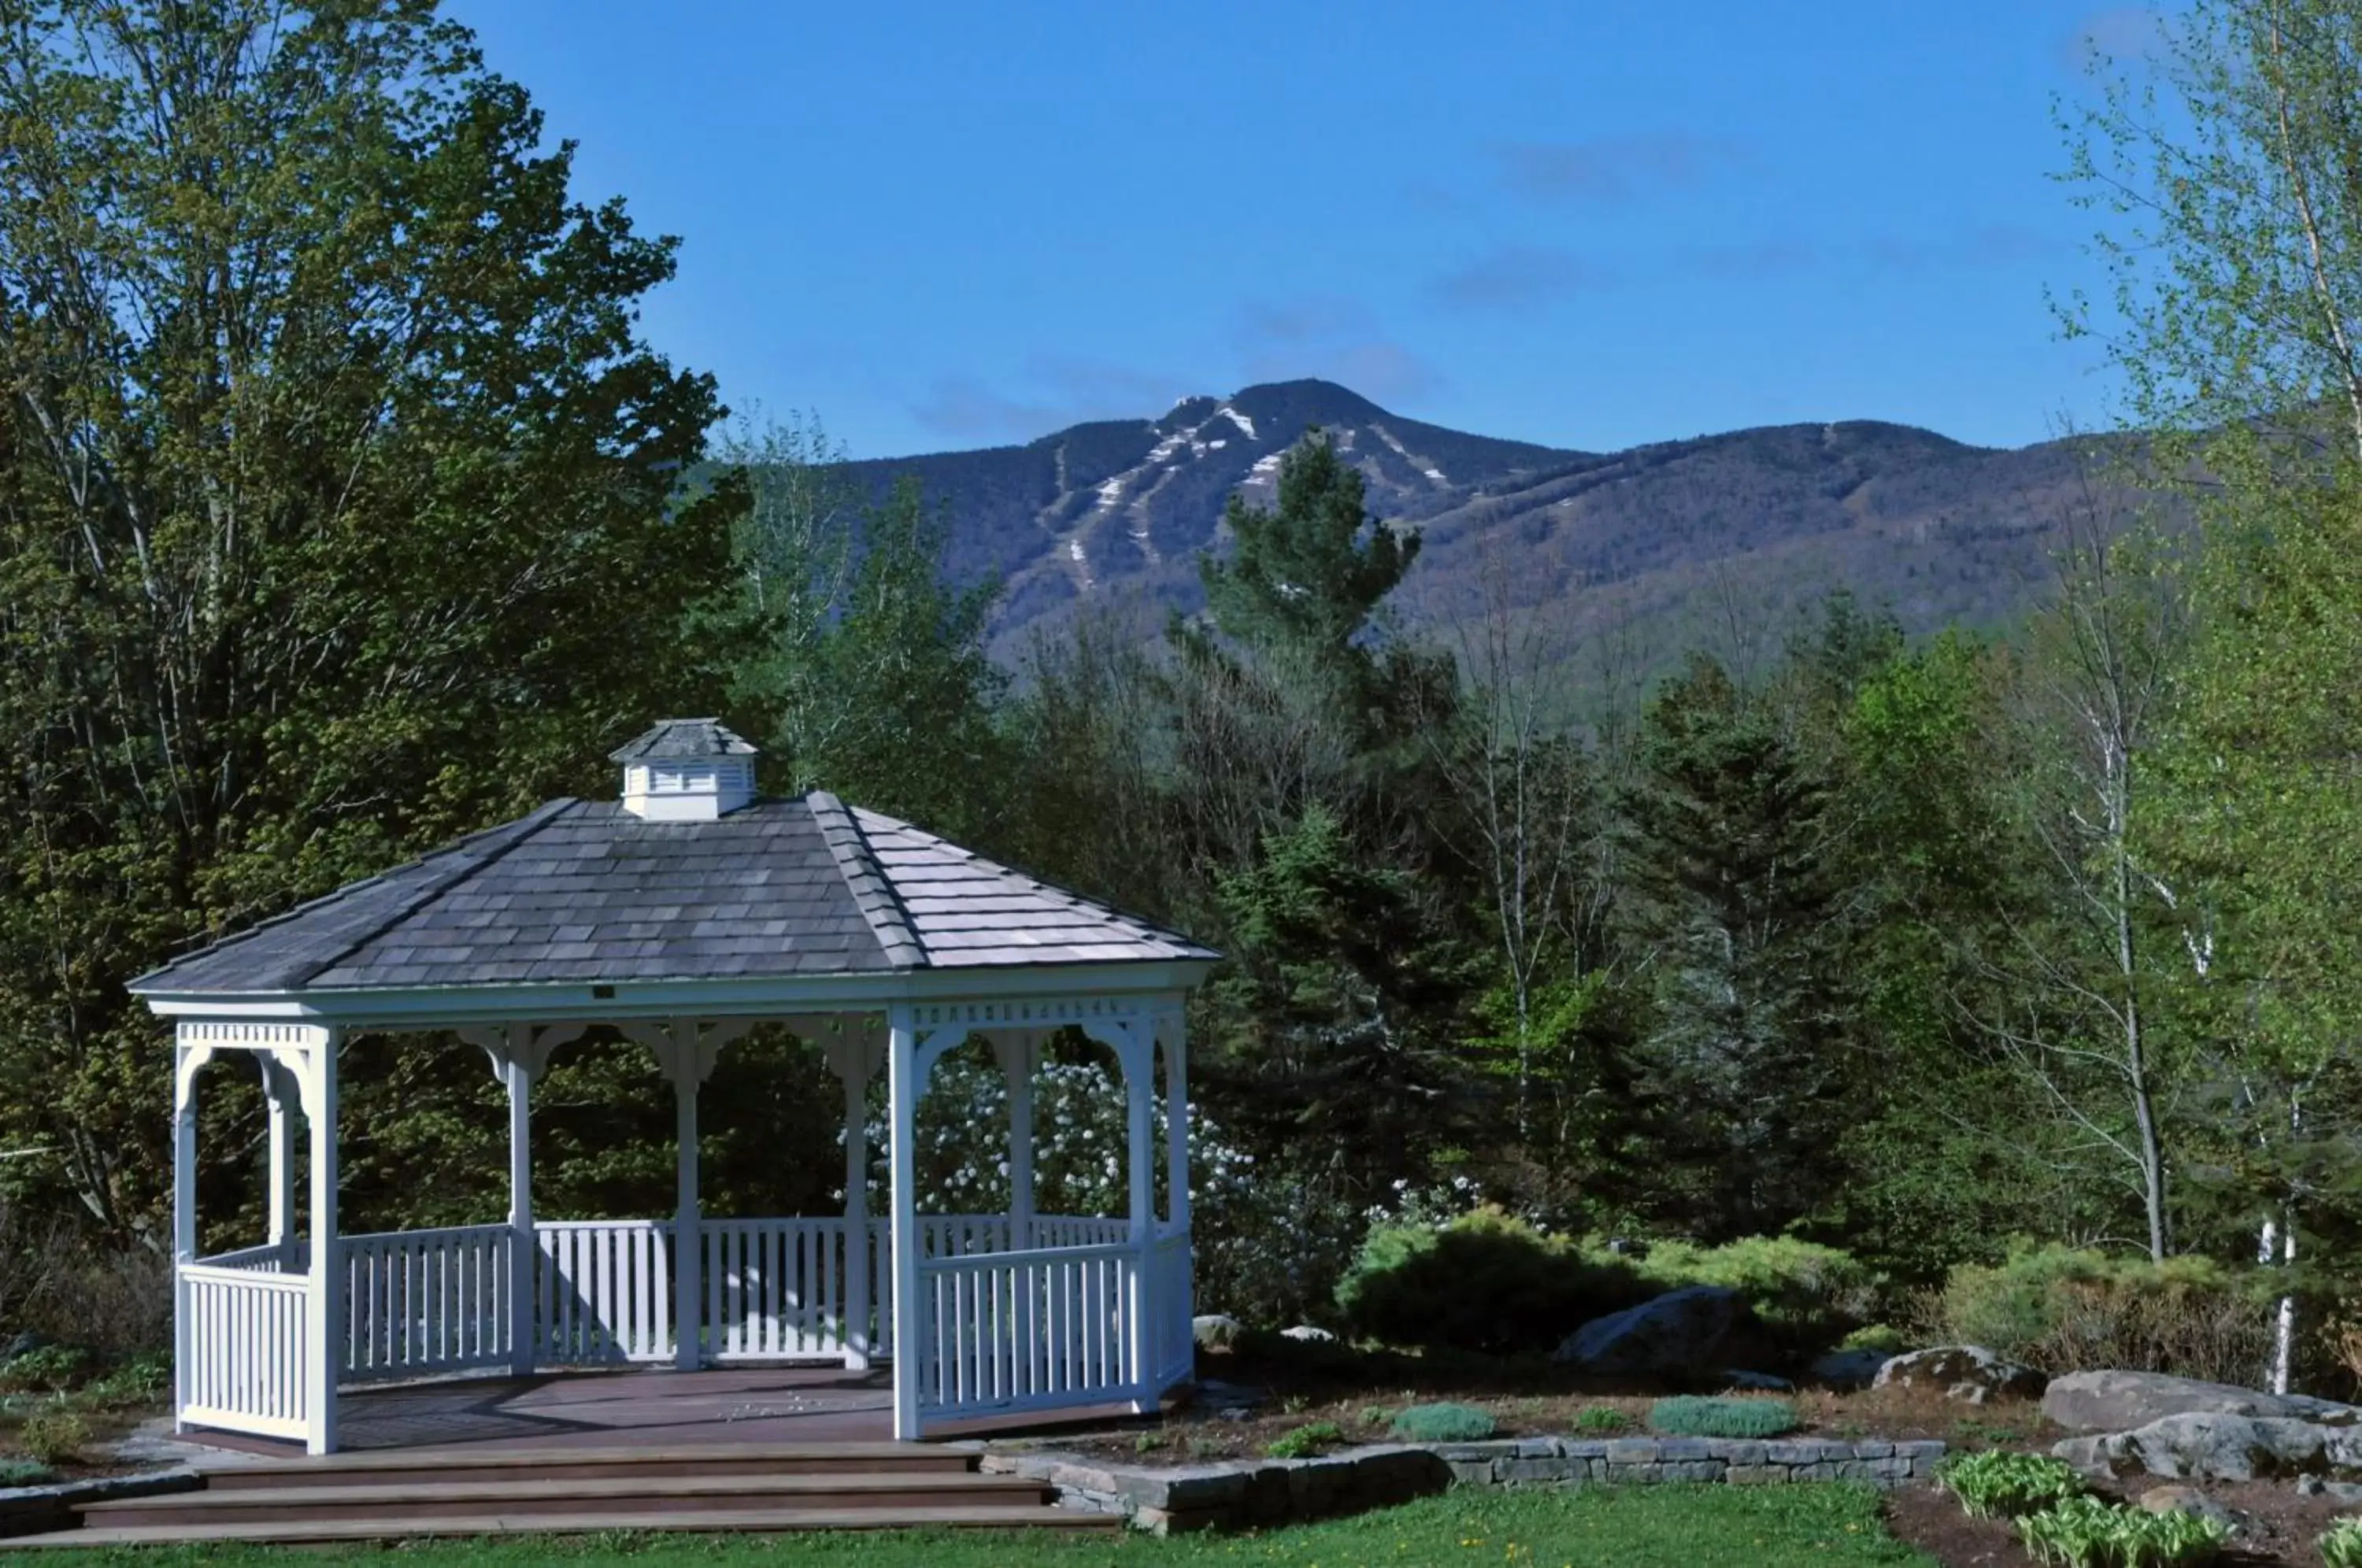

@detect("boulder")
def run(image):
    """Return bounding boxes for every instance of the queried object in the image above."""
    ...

[1809,1349,1891,1391]
[1550,1285,1773,1378]
[1279,1325,1336,1343]
[1720,1370,1794,1392]
[2137,1484,2240,1533]
[1192,1315,1245,1352]
[2042,1369,2361,1434]
[2053,1411,2362,1482]
[1872,1346,2045,1404]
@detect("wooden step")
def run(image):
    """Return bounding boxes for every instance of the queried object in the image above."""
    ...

[8,1503,1119,1548]
[194,1441,972,1490]
[83,1471,1055,1529]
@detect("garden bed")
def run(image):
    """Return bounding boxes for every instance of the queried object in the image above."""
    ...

[1883,1474,2359,1567]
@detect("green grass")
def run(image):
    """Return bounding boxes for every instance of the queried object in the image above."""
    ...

[24,1485,1933,1566]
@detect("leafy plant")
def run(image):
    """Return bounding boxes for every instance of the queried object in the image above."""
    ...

[1132,1431,1167,1453]
[1265,1421,1347,1459]
[1627,1237,1879,1346]
[2323,1516,2362,1568]
[1336,1206,1648,1355]
[80,1350,170,1407]
[1646,1396,1797,1438]
[0,1459,50,1487]
[0,1345,89,1393]
[17,1409,87,1468]
[1573,1405,1633,1434]
[1927,1245,2271,1381]
[1387,1402,1498,1442]
[2015,1494,2227,1567]
[1937,1450,2086,1518]
[1838,1323,1908,1354]
[1359,1405,1394,1427]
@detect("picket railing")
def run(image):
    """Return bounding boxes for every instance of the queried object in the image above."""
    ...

[535,1219,673,1364]
[705,1218,863,1361]
[340,1224,513,1382]
[180,1263,309,1440]
[1147,1223,1194,1396]
[915,1241,1138,1423]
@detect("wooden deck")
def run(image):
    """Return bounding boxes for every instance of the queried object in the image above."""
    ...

[183,1366,896,1459]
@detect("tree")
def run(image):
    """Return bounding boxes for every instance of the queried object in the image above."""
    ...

[0,0,741,1239]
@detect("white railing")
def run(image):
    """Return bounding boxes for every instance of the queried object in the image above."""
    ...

[180,1263,309,1440]
[198,1241,301,1274]
[535,1219,673,1364]
[916,1242,1138,1423]
[705,1218,857,1361]
[1148,1223,1194,1395]
[340,1224,513,1382]
[1028,1215,1131,1250]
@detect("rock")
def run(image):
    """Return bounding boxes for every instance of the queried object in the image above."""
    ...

[2041,1369,2361,1434]
[2138,1484,2240,1533]
[1720,1370,1794,1391]
[1,1332,46,1362]
[1872,1346,2045,1404]
[1809,1349,1892,1391]
[1551,1286,1775,1378]
[1192,1315,1244,1352]
[2053,1411,2362,1482]
[1279,1325,1335,1343]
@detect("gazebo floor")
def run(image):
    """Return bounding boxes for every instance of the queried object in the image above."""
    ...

[188,1366,898,1457]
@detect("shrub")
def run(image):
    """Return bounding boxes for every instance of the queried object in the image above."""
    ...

[1622,1236,1879,1351]
[1838,1323,1908,1354]
[0,1345,87,1392]
[1936,1450,2086,1518]
[80,1350,170,1407]
[1646,1396,1797,1439]
[1572,1405,1632,1433]
[2015,1494,2227,1567]
[17,1409,87,1468]
[1337,1207,1647,1355]
[2323,1517,2362,1568]
[0,1459,49,1487]
[1927,1245,2273,1381]
[1265,1421,1346,1459]
[1388,1403,1497,1442]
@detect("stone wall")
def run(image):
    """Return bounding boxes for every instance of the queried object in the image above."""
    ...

[980,1435,1948,1534]
[0,1470,202,1539]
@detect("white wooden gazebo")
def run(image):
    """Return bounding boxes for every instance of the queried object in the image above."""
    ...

[131,720,1215,1454]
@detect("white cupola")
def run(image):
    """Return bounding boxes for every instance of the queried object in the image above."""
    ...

[610,719,758,820]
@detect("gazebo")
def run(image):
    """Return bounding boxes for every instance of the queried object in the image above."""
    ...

[131,719,1216,1455]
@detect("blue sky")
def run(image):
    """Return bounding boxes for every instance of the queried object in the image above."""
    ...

[450,2,2154,460]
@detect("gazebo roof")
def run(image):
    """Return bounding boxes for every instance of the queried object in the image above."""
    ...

[131,791,1215,998]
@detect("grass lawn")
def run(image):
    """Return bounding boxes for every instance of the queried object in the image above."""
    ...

[28,1485,1935,1566]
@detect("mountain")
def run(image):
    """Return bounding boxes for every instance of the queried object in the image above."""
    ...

[839,379,2138,671]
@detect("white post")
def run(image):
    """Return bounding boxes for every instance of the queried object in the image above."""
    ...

[994,1033,1035,1250]
[887,1006,923,1440]
[172,1040,198,1434]
[672,1022,702,1373]
[839,1039,872,1371]
[505,1043,535,1378]
[262,1059,296,1264]
[1163,1011,1189,1234]
[1124,1025,1153,1406]
[303,1029,341,1455]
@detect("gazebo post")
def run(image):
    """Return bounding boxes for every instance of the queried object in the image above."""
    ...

[261,1057,298,1269]
[170,1037,201,1434]
[887,1005,923,1440]
[302,1027,342,1455]
[994,1033,1035,1250]
[670,1020,702,1373]
[826,1026,876,1372]
[1122,1023,1154,1411]
[1162,1009,1189,1236]
[504,1030,536,1378]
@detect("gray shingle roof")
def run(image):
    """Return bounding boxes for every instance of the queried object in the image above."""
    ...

[608,719,757,763]
[131,793,1214,996]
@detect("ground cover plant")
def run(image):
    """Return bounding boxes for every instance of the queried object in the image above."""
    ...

[8,1485,1935,1566]
[1646,1395,1799,1438]
[2323,1517,2362,1568]
[2013,1494,2227,1567]
[1386,1401,1496,1441]
[1934,1450,2087,1519]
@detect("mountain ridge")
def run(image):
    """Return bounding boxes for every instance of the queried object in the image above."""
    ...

[835,379,2125,669]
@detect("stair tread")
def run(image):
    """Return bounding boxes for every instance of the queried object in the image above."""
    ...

[13,1504,1113,1548]
[88,1471,1047,1513]
[194,1440,949,1477]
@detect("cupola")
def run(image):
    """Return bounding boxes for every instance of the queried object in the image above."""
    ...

[609,719,757,820]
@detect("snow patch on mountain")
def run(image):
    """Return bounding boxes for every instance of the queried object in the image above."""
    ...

[1219,406,1257,440]
[1372,423,1449,487]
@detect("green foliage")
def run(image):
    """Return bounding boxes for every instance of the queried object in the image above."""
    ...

[1927,1246,2272,1380]
[2321,1517,2362,1568]
[1573,1405,1634,1433]
[1264,1420,1346,1459]
[15,1408,86,1468]
[1628,1236,1878,1347]
[81,1351,171,1407]
[1335,1207,1646,1355]
[1935,1450,2088,1519]
[0,1346,87,1393]
[1645,1396,1798,1439]
[0,1459,50,1488]
[1839,1325,1909,1354]
[1386,1402,1498,1442]
[2015,1495,2227,1568]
